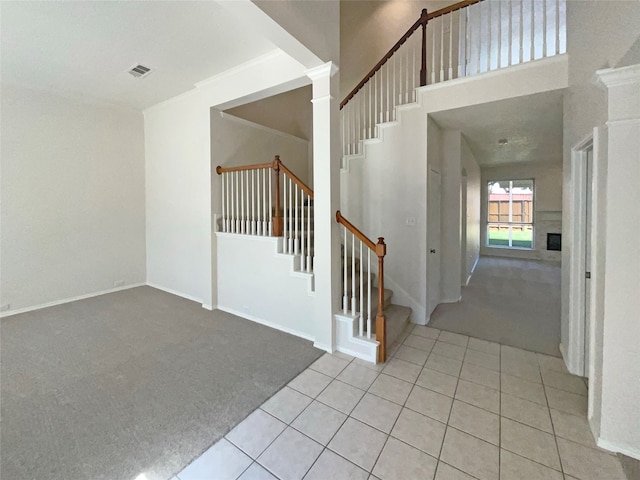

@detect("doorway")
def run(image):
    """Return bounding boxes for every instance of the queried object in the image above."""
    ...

[427,168,442,317]
[568,135,595,377]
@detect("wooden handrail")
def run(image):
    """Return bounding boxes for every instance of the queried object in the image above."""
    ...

[427,0,481,20]
[216,162,273,174]
[340,0,483,109]
[341,9,427,109]
[216,156,313,238]
[277,157,314,198]
[336,210,388,363]
[336,211,376,251]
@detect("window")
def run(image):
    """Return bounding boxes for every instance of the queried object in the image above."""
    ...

[487,179,534,249]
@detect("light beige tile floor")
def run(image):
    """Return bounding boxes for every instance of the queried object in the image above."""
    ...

[175,325,627,480]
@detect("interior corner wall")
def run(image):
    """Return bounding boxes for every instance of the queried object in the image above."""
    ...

[0,83,146,313]
[480,162,562,262]
[461,136,481,284]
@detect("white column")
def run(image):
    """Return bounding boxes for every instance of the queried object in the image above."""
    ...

[592,64,640,458]
[306,62,341,353]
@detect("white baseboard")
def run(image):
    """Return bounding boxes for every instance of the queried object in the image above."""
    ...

[597,437,640,460]
[146,282,204,305]
[0,283,145,318]
[313,342,332,353]
[202,304,214,311]
[217,305,316,344]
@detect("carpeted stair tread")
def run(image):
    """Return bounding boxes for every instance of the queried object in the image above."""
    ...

[376,304,411,346]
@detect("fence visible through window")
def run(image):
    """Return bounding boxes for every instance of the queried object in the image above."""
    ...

[487,179,534,248]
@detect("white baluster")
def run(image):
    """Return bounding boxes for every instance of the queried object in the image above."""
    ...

[530,0,535,62]
[351,233,356,317]
[392,54,397,115]
[431,21,436,84]
[477,2,483,74]
[268,168,273,236]
[405,45,410,103]
[343,227,348,313]
[386,60,391,121]
[556,0,560,55]
[412,43,416,100]
[373,70,377,136]
[359,240,364,337]
[459,7,467,77]
[519,0,524,64]
[559,0,566,54]
[497,1,502,69]
[288,178,293,253]
[283,174,287,249]
[440,16,445,82]
[221,172,226,232]
[294,185,299,255]
[231,171,236,233]
[251,170,258,235]
[307,196,312,272]
[542,0,547,58]
[449,13,454,80]
[487,0,492,72]
[300,191,305,269]
[367,250,372,338]
[508,1,513,67]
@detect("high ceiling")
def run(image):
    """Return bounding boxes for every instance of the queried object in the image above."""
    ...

[430,90,564,167]
[1,1,277,110]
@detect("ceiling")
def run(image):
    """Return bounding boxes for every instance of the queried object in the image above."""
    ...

[0,1,277,110]
[430,90,564,167]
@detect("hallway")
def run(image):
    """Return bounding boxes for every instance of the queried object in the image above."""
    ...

[429,256,561,357]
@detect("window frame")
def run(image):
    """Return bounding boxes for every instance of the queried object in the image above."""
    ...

[486,178,535,250]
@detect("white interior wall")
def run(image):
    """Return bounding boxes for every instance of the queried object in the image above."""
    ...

[144,51,308,309]
[480,162,562,262]
[561,0,640,382]
[560,4,640,456]
[225,85,313,142]
[0,84,146,314]
[216,234,315,340]
[440,129,462,303]
[461,136,481,284]
[211,111,310,185]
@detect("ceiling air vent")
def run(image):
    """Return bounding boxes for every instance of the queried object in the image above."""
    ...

[127,64,152,79]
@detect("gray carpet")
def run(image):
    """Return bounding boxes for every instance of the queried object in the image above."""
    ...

[429,256,561,357]
[1,286,323,480]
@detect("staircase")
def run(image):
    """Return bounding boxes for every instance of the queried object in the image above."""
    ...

[215,0,567,363]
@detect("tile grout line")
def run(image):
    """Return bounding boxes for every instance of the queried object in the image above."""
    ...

[433,333,467,478]
[498,343,502,480]
[365,324,432,477]
[240,354,356,480]
[540,356,568,478]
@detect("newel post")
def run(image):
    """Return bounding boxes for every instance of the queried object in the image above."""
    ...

[272,155,283,236]
[375,237,387,363]
[420,8,429,87]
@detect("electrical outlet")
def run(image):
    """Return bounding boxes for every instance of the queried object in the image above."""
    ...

[0,304,10,312]
[406,217,416,227]
[114,280,125,287]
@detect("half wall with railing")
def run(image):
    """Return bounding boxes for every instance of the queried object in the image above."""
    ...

[341,0,566,157]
